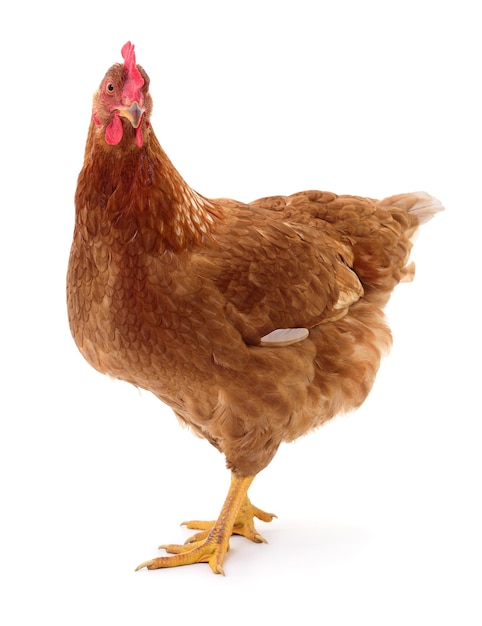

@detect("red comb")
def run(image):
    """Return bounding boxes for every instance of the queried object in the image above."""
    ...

[121,41,144,100]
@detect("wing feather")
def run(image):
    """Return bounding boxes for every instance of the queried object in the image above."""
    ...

[194,200,363,345]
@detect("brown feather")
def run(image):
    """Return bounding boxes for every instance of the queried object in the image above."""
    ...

[67,56,443,480]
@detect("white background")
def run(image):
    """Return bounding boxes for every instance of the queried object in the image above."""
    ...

[1,1,480,624]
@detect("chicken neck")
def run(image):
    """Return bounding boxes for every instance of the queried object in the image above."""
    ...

[78,126,222,253]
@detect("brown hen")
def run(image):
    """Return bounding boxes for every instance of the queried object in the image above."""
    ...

[67,42,443,574]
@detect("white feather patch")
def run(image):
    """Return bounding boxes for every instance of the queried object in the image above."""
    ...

[259,328,309,347]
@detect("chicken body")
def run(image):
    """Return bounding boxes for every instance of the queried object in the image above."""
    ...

[67,43,442,573]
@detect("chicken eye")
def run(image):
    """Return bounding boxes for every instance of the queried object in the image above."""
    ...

[106,82,115,94]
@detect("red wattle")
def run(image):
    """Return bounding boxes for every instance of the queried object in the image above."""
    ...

[105,112,123,145]
[136,125,143,148]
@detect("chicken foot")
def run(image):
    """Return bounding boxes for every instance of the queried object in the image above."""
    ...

[135,472,275,575]
[182,495,276,545]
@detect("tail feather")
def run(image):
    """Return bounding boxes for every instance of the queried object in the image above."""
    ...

[407,191,444,225]
[375,191,443,286]
[379,191,445,225]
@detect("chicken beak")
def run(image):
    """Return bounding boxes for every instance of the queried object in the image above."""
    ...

[117,101,145,129]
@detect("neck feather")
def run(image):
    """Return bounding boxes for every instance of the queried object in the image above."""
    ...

[77,125,222,252]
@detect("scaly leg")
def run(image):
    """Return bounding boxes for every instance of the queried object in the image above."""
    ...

[182,494,276,544]
[135,472,274,575]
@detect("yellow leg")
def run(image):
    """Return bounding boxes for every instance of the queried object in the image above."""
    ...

[182,494,276,544]
[135,473,274,575]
